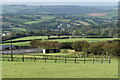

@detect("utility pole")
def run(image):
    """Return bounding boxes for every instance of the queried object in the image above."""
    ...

[10,26,13,61]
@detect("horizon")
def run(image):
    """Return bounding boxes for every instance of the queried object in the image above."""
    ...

[1,2,118,6]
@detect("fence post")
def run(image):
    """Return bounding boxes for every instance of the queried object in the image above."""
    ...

[93,57,95,63]
[84,57,85,64]
[22,54,24,62]
[109,57,111,63]
[74,57,76,63]
[55,57,57,63]
[34,56,36,62]
[45,56,46,63]
[101,57,103,63]
[3,58,4,61]
[51,56,52,59]
[16,57,18,62]
[65,57,66,63]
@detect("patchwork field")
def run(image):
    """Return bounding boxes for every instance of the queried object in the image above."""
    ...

[87,13,109,16]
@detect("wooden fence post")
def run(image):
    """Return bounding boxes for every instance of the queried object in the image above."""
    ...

[45,56,46,63]
[109,57,111,63]
[34,56,36,62]
[3,58,4,61]
[93,57,95,63]
[74,57,76,63]
[55,57,57,63]
[65,57,66,63]
[51,56,52,59]
[22,54,24,62]
[84,57,85,64]
[16,57,18,62]
[101,58,103,63]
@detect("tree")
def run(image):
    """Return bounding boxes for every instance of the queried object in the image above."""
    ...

[61,42,73,49]
[30,40,41,48]
[89,42,105,55]
[72,41,90,52]
[30,40,62,49]
[102,42,120,56]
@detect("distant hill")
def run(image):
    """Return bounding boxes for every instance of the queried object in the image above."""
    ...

[2,4,118,38]
[2,5,116,15]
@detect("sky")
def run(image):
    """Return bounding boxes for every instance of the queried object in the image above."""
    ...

[1,0,120,2]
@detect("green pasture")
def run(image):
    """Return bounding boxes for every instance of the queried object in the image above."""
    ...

[24,20,47,24]
[52,38,117,42]
[85,19,96,24]
[2,41,31,46]
[41,16,55,20]
[9,17,29,23]
[56,19,71,22]
[76,20,90,26]
[11,28,26,32]
[2,38,118,46]
[6,36,48,42]
[2,56,118,78]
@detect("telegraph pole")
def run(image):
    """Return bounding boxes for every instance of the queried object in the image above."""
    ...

[10,26,13,61]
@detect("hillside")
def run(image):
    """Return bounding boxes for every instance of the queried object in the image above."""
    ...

[2,4,118,40]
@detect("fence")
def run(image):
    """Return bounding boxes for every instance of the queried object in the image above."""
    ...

[2,55,111,63]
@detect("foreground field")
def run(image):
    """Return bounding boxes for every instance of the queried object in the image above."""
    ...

[2,58,118,78]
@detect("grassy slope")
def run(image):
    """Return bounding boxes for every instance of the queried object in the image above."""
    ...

[2,58,118,78]
[52,38,117,42]
[3,38,118,46]
[76,20,90,26]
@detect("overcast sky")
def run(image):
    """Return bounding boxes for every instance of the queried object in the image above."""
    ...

[1,0,120,2]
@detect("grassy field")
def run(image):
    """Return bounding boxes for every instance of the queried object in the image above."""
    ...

[76,20,90,26]
[56,19,71,22]
[3,41,31,46]
[3,37,118,46]
[24,20,47,24]
[51,38,117,42]
[11,28,27,32]
[6,36,48,42]
[2,57,118,78]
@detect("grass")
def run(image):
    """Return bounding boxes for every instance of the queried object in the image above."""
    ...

[11,28,26,32]
[6,36,48,42]
[24,20,47,24]
[56,19,71,22]
[2,41,31,46]
[24,16,55,24]
[41,16,55,20]
[51,38,117,42]
[76,20,90,26]
[2,57,118,78]
[3,38,118,46]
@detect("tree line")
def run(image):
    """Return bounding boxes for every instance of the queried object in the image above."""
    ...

[30,39,120,56]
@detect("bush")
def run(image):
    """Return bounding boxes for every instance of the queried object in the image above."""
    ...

[72,41,90,52]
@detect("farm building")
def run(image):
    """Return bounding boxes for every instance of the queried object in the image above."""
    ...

[42,49,60,53]
[0,48,60,54]
[0,45,17,50]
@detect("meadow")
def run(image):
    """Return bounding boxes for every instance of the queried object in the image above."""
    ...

[3,37,118,46]
[2,57,118,78]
